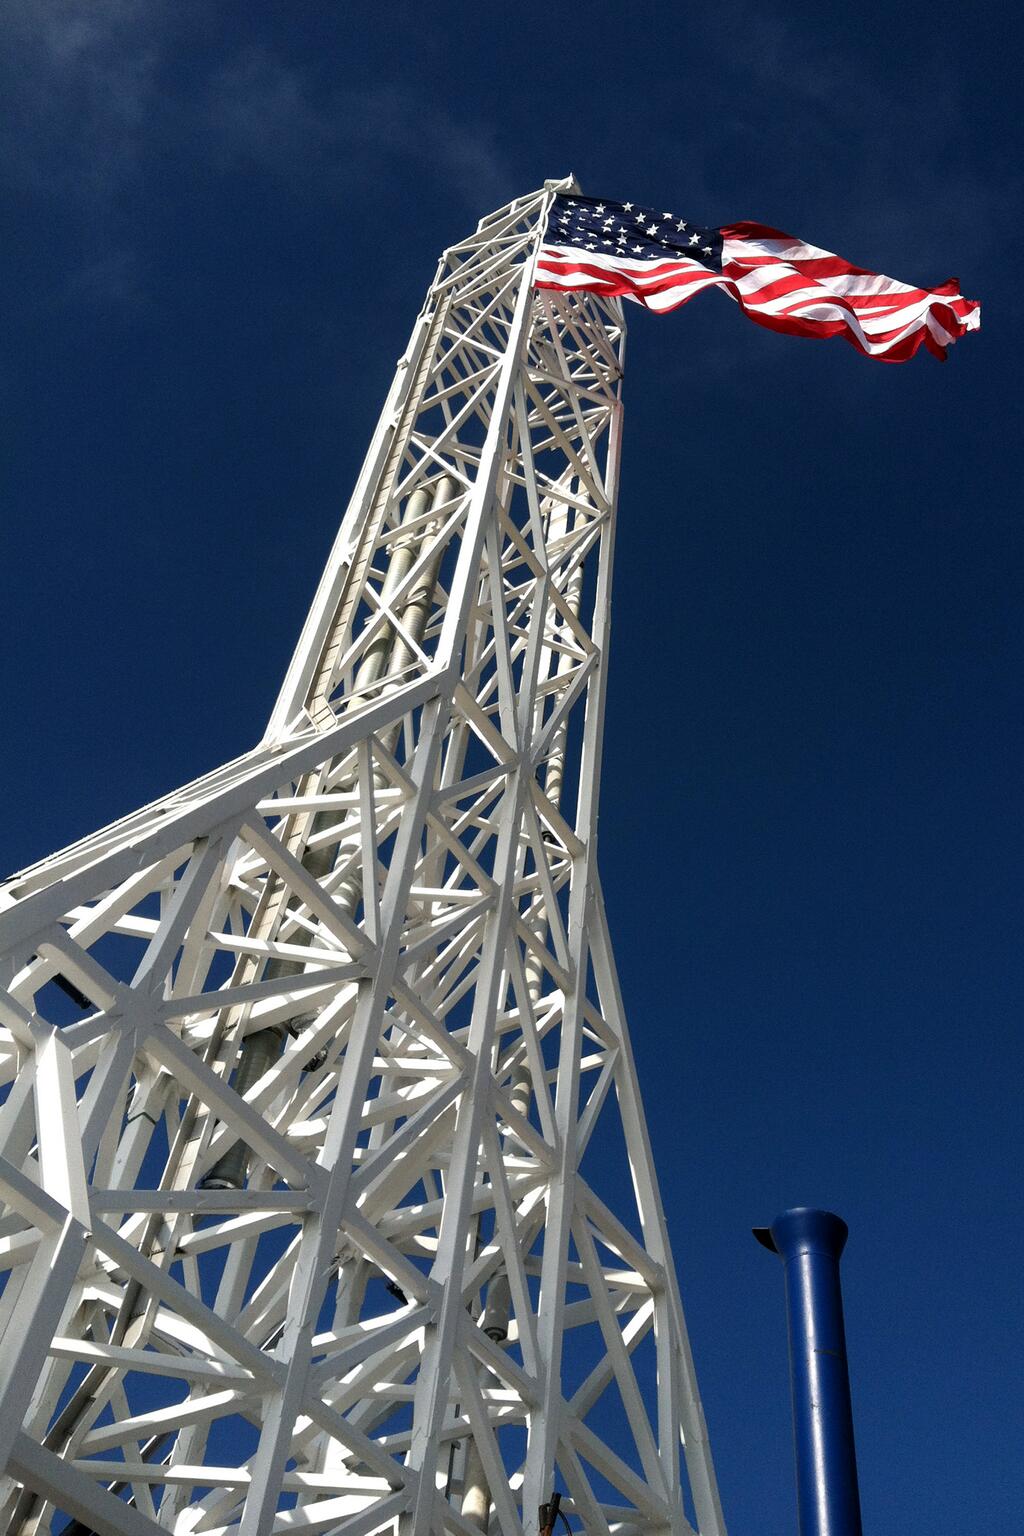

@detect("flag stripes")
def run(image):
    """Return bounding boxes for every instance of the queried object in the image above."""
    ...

[536,198,980,362]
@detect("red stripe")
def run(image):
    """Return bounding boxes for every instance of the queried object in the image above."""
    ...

[736,304,950,362]
[723,266,931,315]
[535,237,980,362]
[536,274,714,313]
[539,251,712,284]
[730,251,869,282]
[722,224,968,302]
[721,222,862,277]
[739,289,957,349]
[536,258,715,296]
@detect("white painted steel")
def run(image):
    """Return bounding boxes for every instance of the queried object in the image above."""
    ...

[0,179,725,1536]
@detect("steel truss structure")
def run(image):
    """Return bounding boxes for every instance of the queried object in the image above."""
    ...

[0,180,724,1536]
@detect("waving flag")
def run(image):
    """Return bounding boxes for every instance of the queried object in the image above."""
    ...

[536,194,980,362]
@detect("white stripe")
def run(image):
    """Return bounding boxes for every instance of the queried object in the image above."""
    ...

[749,286,956,336]
[541,260,933,339]
[642,275,725,310]
[540,237,976,352]
[822,270,926,297]
[746,295,925,352]
[733,267,974,334]
[628,267,720,293]
[728,234,836,262]
[737,281,835,314]
[849,292,955,332]
[539,261,721,299]
[723,236,920,295]
[926,309,957,346]
[729,258,925,303]
[540,243,713,280]
[536,271,615,292]
[537,268,721,304]
[729,262,802,297]
[537,264,724,311]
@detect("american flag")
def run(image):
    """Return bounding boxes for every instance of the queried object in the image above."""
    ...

[536,194,980,362]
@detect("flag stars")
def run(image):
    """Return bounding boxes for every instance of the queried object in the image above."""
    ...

[547,194,722,279]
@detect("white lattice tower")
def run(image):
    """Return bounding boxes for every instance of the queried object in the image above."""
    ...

[0,179,725,1536]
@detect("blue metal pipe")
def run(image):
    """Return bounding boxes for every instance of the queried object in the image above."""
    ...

[753,1208,863,1536]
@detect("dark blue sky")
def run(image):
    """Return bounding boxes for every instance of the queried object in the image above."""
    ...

[3,3,1020,1533]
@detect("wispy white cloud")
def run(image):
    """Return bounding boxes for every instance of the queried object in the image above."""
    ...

[0,0,171,315]
[0,0,166,198]
[1,12,511,311]
[692,3,1014,290]
[206,50,510,209]
[0,9,508,209]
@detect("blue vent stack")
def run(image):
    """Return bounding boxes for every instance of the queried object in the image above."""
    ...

[754,1208,863,1536]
